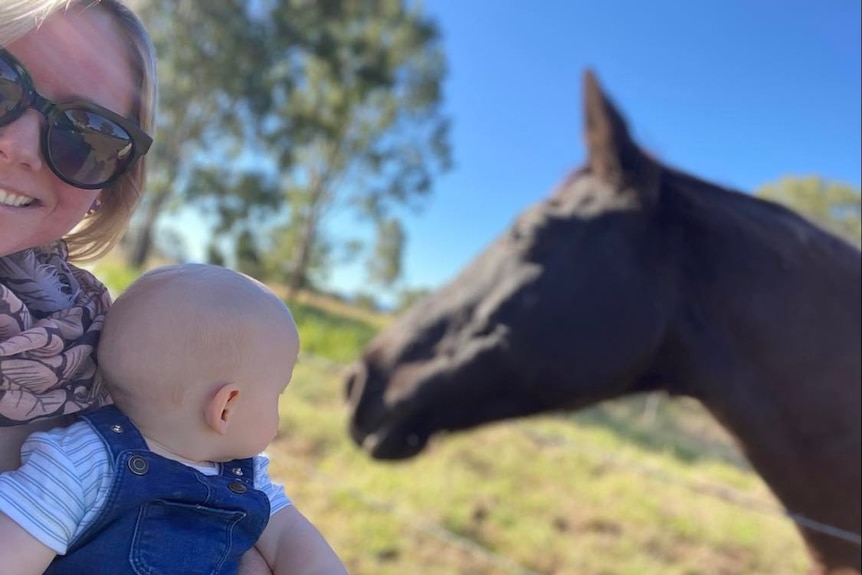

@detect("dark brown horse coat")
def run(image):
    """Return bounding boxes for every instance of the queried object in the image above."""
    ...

[346,72,862,574]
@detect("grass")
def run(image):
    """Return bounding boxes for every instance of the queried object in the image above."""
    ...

[272,362,811,575]
[287,302,380,363]
[89,258,142,297]
[91,260,812,574]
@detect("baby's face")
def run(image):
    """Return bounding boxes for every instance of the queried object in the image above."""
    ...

[225,318,299,459]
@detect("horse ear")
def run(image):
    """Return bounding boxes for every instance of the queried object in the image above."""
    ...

[582,70,648,190]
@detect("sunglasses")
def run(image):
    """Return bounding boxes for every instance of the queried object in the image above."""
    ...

[0,48,152,190]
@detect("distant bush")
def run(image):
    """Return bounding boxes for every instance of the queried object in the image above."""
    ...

[352,292,380,313]
[89,260,142,299]
[287,300,379,363]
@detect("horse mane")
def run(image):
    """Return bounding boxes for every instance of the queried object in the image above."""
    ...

[661,167,860,274]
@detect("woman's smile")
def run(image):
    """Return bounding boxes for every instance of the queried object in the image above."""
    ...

[0,188,36,207]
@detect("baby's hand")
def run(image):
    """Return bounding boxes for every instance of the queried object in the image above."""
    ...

[0,512,57,575]
[255,506,349,575]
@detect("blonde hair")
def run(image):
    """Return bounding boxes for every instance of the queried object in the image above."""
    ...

[0,1,65,45]
[1,0,157,262]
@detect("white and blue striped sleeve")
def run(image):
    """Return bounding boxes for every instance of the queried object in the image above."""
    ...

[253,452,292,517]
[0,421,109,554]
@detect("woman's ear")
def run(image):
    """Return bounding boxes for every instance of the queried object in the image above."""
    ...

[205,383,240,435]
[87,197,103,215]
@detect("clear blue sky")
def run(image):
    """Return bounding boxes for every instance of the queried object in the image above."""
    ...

[325,0,860,298]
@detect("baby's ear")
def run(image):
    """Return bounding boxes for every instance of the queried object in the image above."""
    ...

[205,383,240,435]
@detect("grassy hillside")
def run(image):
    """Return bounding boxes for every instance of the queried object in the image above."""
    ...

[93,261,812,574]
[273,360,810,575]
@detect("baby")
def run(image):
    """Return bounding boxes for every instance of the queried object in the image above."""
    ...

[0,263,348,575]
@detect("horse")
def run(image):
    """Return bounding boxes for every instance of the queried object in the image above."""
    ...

[344,71,862,574]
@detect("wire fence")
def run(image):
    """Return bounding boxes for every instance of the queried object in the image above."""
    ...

[515,424,862,546]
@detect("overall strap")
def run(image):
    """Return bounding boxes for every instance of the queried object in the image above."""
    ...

[219,454,257,483]
[78,405,149,457]
[81,405,258,482]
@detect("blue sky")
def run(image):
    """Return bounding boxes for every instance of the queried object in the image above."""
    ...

[324,0,860,297]
[172,2,860,299]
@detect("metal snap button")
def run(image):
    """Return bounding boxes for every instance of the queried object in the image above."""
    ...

[228,480,248,494]
[111,424,124,433]
[128,455,149,476]
[231,467,244,476]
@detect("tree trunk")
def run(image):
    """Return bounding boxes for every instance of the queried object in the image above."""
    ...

[286,167,328,299]
[127,188,172,269]
[286,216,316,299]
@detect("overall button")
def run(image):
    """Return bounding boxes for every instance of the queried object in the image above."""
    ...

[128,455,149,476]
[110,424,124,433]
[228,480,247,494]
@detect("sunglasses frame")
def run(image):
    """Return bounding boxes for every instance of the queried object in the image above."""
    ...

[0,48,152,190]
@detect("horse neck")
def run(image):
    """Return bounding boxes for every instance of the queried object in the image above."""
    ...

[654,175,861,554]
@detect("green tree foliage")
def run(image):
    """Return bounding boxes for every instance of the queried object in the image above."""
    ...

[352,292,380,312]
[133,0,451,296]
[755,177,861,246]
[128,1,273,267]
[262,0,451,295]
[234,228,265,280]
[263,201,336,289]
[205,243,226,267]
[367,218,405,290]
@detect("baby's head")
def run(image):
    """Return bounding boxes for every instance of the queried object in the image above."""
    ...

[98,263,300,460]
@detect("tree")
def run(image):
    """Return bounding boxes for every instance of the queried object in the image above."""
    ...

[205,243,226,267]
[234,228,265,280]
[253,0,451,295]
[367,218,405,290]
[262,194,337,289]
[755,177,861,246]
[128,0,275,267]
[132,0,450,294]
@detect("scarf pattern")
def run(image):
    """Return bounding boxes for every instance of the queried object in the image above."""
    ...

[0,242,111,426]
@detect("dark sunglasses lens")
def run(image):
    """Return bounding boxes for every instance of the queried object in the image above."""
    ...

[48,109,134,186]
[0,57,24,118]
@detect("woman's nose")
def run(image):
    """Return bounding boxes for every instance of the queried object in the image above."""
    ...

[0,110,44,172]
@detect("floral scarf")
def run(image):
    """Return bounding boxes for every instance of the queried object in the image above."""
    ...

[0,242,111,426]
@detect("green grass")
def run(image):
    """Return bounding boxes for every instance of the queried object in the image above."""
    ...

[89,259,142,297]
[286,301,379,363]
[273,362,811,575]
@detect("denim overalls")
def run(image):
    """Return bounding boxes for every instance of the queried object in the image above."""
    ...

[45,405,271,575]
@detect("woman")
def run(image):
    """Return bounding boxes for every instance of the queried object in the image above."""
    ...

[0,0,157,468]
[1,2,318,573]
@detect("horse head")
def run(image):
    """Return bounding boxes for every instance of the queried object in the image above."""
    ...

[346,72,676,460]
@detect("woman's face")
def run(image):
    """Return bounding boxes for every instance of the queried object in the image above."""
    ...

[0,7,135,257]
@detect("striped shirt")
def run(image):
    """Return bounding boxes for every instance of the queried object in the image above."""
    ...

[0,420,291,554]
